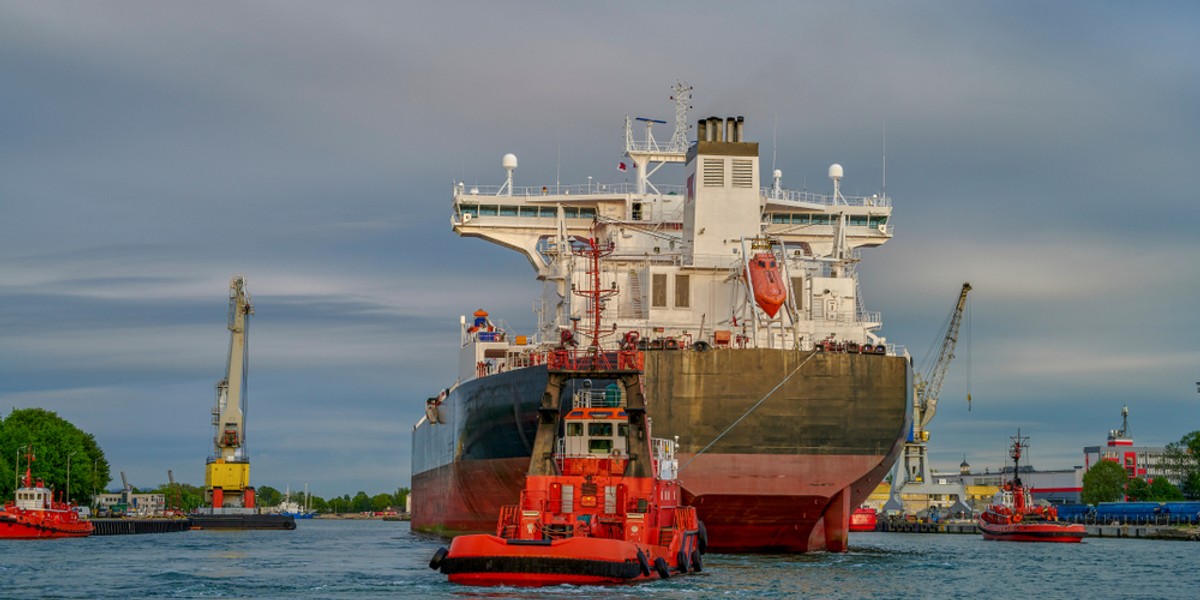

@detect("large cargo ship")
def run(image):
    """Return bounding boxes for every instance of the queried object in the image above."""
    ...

[412,85,911,552]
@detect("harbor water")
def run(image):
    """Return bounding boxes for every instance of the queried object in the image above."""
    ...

[3,520,1199,599]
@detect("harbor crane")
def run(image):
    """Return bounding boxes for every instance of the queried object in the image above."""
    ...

[204,275,257,509]
[884,282,972,515]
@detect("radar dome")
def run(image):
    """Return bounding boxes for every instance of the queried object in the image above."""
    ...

[502,153,518,170]
[773,169,782,179]
[828,164,843,180]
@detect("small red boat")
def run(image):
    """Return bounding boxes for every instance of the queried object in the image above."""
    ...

[978,432,1085,543]
[0,448,94,539]
[430,232,704,586]
[745,244,787,318]
[849,506,878,532]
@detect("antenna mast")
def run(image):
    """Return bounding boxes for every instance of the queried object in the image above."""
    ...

[667,81,692,153]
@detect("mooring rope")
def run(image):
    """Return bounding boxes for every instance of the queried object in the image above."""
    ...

[678,350,818,472]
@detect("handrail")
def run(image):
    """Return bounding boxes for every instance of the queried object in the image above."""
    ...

[453,181,891,208]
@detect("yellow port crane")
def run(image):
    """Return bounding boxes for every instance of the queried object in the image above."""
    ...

[884,282,972,514]
[204,275,255,509]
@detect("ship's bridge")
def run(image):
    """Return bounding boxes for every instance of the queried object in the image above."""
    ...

[451,182,893,277]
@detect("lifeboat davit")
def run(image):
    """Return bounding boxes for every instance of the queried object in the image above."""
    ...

[977,432,1086,543]
[746,252,787,317]
[430,347,705,586]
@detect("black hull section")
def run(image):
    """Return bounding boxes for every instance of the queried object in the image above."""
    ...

[189,514,296,530]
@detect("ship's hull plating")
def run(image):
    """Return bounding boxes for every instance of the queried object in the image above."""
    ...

[412,349,911,552]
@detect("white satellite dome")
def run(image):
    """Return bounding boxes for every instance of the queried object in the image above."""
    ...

[502,153,518,170]
[828,163,843,180]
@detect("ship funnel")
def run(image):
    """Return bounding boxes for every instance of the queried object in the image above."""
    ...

[736,116,745,142]
[708,116,721,141]
[697,118,707,142]
[725,117,735,143]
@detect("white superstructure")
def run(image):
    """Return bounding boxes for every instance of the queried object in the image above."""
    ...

[449,87,899,385]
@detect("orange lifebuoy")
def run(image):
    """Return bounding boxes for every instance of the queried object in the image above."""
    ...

[1012,513,1023,523]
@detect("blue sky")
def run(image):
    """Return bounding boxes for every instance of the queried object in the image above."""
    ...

[2,2,1199,497]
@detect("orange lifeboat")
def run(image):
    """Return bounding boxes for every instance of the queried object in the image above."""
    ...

[746,252,787,317]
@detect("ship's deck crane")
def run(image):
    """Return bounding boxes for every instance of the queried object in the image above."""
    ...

[884,282,972,515]
[204,275,256,509]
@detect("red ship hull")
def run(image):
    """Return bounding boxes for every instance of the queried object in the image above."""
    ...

[0,510,94,539]
[414,449,896,552]
[413,350,910,553]
[978,520,1085,543]
[438,534,669,586]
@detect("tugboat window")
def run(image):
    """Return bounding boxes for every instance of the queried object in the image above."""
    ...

[588,423,613,436]
[589,439,614,453]
[567,423,583,436]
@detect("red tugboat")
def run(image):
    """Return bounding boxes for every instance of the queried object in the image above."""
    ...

[429,232,705,586]
[0,448,94,539]
[978,432,1086,543]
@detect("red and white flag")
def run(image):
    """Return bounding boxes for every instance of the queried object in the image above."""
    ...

[618,162,627,172]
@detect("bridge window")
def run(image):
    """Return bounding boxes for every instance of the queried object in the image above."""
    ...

[564,207,579,218]
[499,205,519,217]
[479,205,498,216]
[460,205,479,218]
[811,215,830,225]
[849,215,868,227]
[579,208,596,218]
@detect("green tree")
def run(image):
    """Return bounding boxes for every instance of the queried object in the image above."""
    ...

[1149,477,1185,502]
[393,487,410,511]
[1125,477,1152,501]
[309,495,328,513]
[0,408,111,505]
[145,481,206,512]
[1082,460,1128,504]
[371,493,393,512]
[1163,431,1200,499]
[256,485,282,507]
[351,491,372,512]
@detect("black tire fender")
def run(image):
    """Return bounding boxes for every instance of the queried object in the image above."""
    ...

[690,549,703,573]
[697,521,708,554]
[654,556,670,579]
[428,546,448,571]
[676,550,689,573]
[636,548,651,577]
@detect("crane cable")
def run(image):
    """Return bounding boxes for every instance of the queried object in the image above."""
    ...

[679,350,818,472]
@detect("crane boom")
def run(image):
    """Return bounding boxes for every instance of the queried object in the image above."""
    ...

[215,275,253,459]
[915,282,971,431]
[204,275,255,509]
[883,282,973,516]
